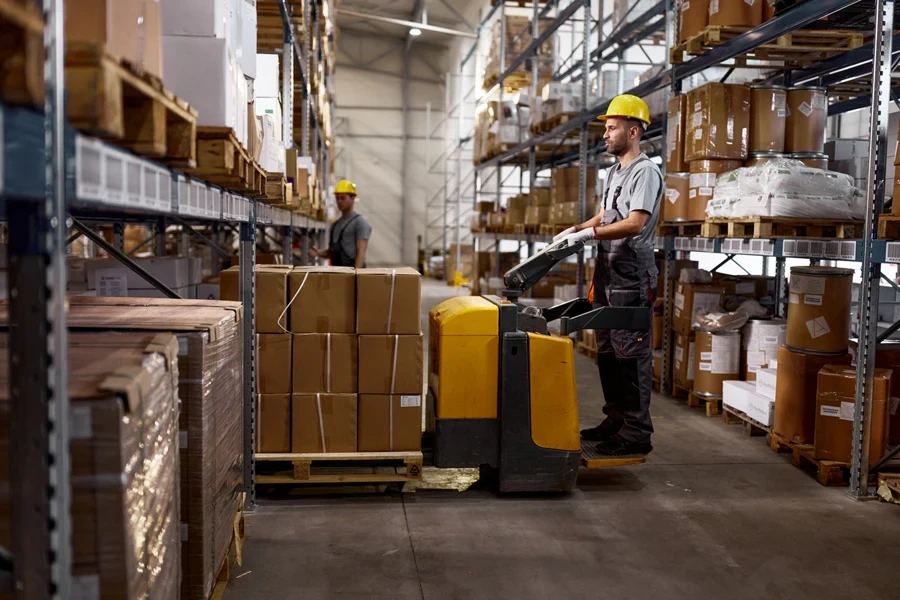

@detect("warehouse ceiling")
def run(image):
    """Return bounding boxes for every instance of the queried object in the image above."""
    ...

[336,0,475,45]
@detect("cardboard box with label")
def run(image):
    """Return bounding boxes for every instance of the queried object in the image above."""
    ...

[755,368,777,400]
[358,335,424,395]
[774,345,851,443]
[256,394,291,452]
[357,394,423,452]
[672,283,726,334]
[814,365,891,463]
[673,332,695,388]
[746,392,775,427]
[848,340,900,445]
[292,393,358,453]
[292,334,358,394]
[666,95,689,172]
[288,267,356,333]
[257,334,292,394]
[685,83,750,161]
[723,380,755,414]
[356,267,421,335]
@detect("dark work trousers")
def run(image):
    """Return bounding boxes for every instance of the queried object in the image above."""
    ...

[591,178,656,445]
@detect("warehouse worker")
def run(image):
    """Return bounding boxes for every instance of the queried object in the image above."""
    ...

[310,179,372,268]
[554,94,663,457]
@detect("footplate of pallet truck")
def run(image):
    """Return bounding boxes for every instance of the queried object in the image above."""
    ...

[580,441,648,469]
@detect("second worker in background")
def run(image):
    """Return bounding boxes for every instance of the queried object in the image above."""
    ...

[555,94,663,457]
[311,179,372,268]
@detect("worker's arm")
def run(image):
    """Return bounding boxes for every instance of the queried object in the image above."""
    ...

[310,247,330,259]
[593,210,650,240]
[572,210,604,234]
[354,239,368,268]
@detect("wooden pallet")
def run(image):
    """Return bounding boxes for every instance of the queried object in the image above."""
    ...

[768,432,850,486]
[261,172,291,205]
[878,214,900,240]
[485,224,516,234]
[670,382,690,400]
[514,223,541,235]
[539,223,572,236]
[255,451,424,486]
[701,217,863,239]
[0,0,44,107]
[651,376,661,393]
[688,391,722,417]
[183,127,266,196]
[670,25,866,66]
[208,493,247,600]
[65,42,197,167]
[482,69,545,92]
[576,341,598,360]
[722,406,772,437]
[656,220,703,237]
[529,112,606,136]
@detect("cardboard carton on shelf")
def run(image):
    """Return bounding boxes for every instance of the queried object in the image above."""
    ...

[684,82,750,162]
[672,283,726,335]
[163,36,237,130]
[292,393,358,453]
[673,332,695,389]
[774,346,850,444]
[69,0,163,79]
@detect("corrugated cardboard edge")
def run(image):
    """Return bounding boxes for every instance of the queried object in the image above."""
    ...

[146,333,179,371]
[98,365,152,414]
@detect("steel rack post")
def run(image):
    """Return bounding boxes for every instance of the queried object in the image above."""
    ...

[283,18,294,152]
[240,200,258,510]
[850,0,894,500]
[576,0,590,300]
[155,217,166,256]
[8,0,70,596]
[112,221,124,252]
[526,0,540,261]
[774,257,787,318]
[282,224,292,265]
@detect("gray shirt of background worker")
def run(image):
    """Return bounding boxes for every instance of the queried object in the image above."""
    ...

[600,153,661,265]
[328,212,372,267]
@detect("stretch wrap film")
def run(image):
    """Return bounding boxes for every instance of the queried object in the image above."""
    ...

[0,332,181,599]
[0,297,244,600]
[706,158,865,219]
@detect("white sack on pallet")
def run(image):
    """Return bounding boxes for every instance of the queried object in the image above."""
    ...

[708,158,865,219]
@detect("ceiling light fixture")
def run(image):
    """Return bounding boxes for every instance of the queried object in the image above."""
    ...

[409,27,422,36]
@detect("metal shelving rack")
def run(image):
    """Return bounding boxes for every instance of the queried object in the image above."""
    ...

[445,0,898,499]
[2,1,334,594]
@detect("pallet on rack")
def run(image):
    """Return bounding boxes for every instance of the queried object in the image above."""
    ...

[482,69,543,92]
[529,112,606,136]
[0,0,45,107]
[255,451,424,487]
[65,42,197,167]
[539,223,572,236]
[701,217,863,239]
[670,25,866,66]
[514,223,541,235]
[768,432,850,486]
[656,220,703,237]
[688,391,721,417]
[485,224,516,234]
[670,382,690,400]
[183,127,266,197]
[576,341,598,360]
[877,214,900,239]
[261,172,291,205]
[208,493,247,600]
[722,406,771,436]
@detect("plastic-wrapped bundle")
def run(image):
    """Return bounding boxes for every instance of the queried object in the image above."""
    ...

[709,157,865,219]
[693,310,750,332]
[679,268,713,284]
[0,332,181,599]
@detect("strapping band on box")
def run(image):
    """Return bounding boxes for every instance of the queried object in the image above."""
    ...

[325,333,332,392]
[386,269,396,334]
[390,334,399,450]
[316,393,327,452]
[278,270,311,333]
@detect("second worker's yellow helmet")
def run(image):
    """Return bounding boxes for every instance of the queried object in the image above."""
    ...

[598,94,651,126]
[335,179,358,196]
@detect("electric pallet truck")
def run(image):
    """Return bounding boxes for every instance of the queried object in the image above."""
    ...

[427,236,651,492]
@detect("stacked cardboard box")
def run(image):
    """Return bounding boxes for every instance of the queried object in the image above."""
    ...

[0,332,181,599]
[483,16,555,89]
[506,193,528,226]
[0,297,244,600]
[73,256,204,299]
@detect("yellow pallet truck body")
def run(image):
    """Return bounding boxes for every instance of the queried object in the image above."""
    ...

[427,237,650,492]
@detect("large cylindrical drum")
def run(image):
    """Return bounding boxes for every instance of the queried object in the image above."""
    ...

[694,329,741,396]
[709,0,763,29]
[688,159,743,221]
[749,85,787,152]
[786,87,827,153]
[664,173,690,222]
[746,151,785,167]
[785,266,853,354]
[791,152,829,170]
[679,0,710,43]
[741,318,787,381]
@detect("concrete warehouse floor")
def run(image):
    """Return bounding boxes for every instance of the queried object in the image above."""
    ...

[225,278,900,600]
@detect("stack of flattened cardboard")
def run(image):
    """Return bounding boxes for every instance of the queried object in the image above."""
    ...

[6,297,245,600]
[0,332,181,599]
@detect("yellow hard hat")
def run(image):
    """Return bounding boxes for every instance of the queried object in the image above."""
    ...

[598,94,651,126]
[335,179,358,196]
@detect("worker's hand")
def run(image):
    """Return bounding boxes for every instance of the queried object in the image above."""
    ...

[553,227,576,243]
[563,228,596,246]
[309,247,320,258]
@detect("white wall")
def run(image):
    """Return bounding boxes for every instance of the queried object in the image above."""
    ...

[334,32,448,267]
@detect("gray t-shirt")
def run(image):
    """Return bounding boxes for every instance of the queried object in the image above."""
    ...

[601,154,663,252]
[330,212,372,264]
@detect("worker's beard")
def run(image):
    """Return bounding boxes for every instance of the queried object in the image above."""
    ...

[606,138,626,156]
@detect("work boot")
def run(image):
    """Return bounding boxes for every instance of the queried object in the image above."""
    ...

[580,418,623,442]
[594,434,652,457]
